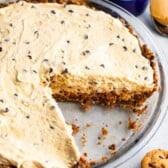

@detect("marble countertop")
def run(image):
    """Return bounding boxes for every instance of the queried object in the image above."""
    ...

[122,6,168,168]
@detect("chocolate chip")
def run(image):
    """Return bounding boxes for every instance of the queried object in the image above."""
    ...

[61,68,68,74]
[109,43,114,46]
[0,99,4,103]
[86,24,91,29]
[61,20,65,24]
[51,10,56,14]
[66,40,70,44]
[25,41,30,45]
[50,125,55,130]
[84,34,88,40]
[3,108,9,113]
[31,5,35,8]
[4,38,10,42]
[83,50,90,56]
[144,77,148,81]
[68,9,74,13]
[34,30,39,38]
[9,23,13,27]
[14,93,18,97]
[43,59,48,62]
[142,66,147,70]
[85,66,90,70]
[12,58,16,61]
[62,62,66,65]
[32,70,37,74]
[50,106,55,110]
[0,47,2,52]
[133,49,136,53]
[49,67,53,73]
[27,55,32,59]
[135,65,138,69]
[86,13,89,16]
[123,46,127,51]
[100,64,105,68]
[117,35,120,38]
[26,115,30,119]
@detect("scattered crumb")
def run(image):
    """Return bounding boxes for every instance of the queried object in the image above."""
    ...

[101,127,109,136]
[97,142,101,145]
[118,121,122,125]
[97,136,101,140]
[81,133,87,146]
[105,124,108,127]
[122,138,126,141]
[86,123,91,128]
[128,117,139,130]
[110,151,118,156]
[108,144,116,150]
[101,157,108,162]
[71,124,80,135]
[89,161,96,166]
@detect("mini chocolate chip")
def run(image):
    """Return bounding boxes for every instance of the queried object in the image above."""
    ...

[62,62,66,65]
[84,34,88,40]
[9,23,13,27]
[50,125,55,130]
[43,59,48,62]
[68,9,74,13]
[13,42,16,45]
[3,108,9,113]
[85,66,90,70]
[51,10,56,14]
[26,115,30,119]
[4,38,10,42]
[33,70,37,73]
[61,68,68,74]
[83,50,90,56]
[122,38,125,42]
[0,47,2,52]
[117,35,120,38]
[12,58,16,61]
[49,67,53,73]
[25,41,30,45]
[23,69,28,73]
[138,74,141,78]
[135,65,138,68]
[34,30,39,38]
[14,93,18,97]
[66,40,70,44]
[0,99,4,103]
[100,64,105,68]
[31,5,35,8]
[133,49,136,53]
[142,66,147,70]
[86,24,91,29]
[109,43,114,46]
[123,46,127,51]
[144,77,148,81]
[61,50,64,53]
[27,55,32,59]
[86,13,89,16]
[61,20,65,24]
[50,106,55,110]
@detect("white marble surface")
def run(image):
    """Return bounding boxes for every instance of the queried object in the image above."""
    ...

[121,7,168,168]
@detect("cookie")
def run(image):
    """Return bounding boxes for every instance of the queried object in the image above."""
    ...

[141,149,168,168]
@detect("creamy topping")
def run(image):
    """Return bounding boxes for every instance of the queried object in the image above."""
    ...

[0,1,154,167]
